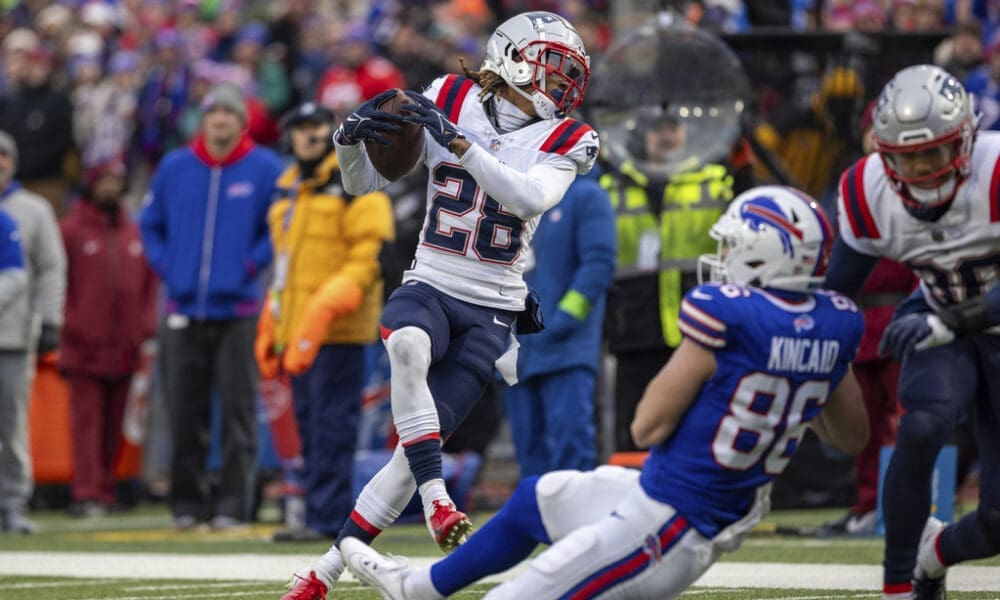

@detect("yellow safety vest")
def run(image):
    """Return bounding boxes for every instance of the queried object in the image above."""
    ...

[601,163,733,346]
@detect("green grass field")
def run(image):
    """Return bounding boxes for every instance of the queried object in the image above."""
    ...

[1,504,998,599]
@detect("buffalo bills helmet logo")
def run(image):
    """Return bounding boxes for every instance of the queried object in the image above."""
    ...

[740,196,804,258]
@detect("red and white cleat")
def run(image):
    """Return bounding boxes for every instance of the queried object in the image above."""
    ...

[281,570,328,600]
[427,499,473,553]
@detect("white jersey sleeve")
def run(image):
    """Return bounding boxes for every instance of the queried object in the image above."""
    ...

[459,143,575,219]
[333,132,394,195]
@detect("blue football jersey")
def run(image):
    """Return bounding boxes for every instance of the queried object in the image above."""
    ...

[639,282,864,537]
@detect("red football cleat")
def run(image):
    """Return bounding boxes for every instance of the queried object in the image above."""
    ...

[427,499,473,553]
[281,570,328,600]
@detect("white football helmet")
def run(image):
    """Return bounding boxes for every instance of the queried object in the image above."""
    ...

[481,11,590,119]
[697,186,834,293]
[873,64,979,215]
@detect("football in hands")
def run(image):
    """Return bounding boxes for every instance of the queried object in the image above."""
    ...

[365,89,425,181]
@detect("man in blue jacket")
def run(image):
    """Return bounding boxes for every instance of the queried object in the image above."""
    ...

[503,173,616,476]
[140,82,283,530]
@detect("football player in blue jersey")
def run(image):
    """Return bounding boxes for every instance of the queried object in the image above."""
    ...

[824,65,1000,599]
[340,185,870,600]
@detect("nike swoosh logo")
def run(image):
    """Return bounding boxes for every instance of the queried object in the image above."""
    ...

[691,289,713,301]
[493,316,510,328]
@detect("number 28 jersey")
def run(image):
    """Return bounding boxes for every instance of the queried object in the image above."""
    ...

[405,75,597,311]
[640,283,864,537]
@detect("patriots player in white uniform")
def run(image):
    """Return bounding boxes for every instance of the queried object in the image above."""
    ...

[341,186,869,600]
[824,64,1000,599]
[279,11,598,600]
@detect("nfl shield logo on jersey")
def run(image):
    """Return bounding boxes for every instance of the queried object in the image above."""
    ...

[490,138,501,151]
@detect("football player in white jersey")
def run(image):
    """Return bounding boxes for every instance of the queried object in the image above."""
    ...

[824,64,1000,599]
[279,11,598,600]
[338,185,869,599]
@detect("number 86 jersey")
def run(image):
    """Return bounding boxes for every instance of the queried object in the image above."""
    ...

[406,75,598,311]
[640,283,864,538]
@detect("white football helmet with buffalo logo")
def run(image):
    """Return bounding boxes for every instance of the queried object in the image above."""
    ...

[698,186,834,293]
[872,64,980,217]
[481,11,590,119]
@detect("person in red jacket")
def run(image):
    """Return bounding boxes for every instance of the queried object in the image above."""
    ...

[59,159,158,517]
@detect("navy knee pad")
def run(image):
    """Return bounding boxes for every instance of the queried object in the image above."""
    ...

[896,410,950,465]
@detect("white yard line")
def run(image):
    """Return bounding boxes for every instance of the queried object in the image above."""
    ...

[0,552,998,592]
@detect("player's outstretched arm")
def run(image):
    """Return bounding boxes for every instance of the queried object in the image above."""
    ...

[631,339,716,448]
[810,367,869,455]
[822,238,880,297]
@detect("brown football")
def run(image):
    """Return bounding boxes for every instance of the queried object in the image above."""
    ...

[365,89,425,181]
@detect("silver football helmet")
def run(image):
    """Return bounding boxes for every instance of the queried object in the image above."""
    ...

[872,64,979,212]
[481,11,589,119]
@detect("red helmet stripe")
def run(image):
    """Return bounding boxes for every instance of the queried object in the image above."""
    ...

[743,204,804,239]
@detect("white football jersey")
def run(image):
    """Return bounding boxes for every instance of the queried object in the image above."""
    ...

[837,132,1000,310]
[404,75,598,311]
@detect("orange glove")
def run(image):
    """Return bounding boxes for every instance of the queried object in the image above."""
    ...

[255,299,282,380]
[282,276,363,375]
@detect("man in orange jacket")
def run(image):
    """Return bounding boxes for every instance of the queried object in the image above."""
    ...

[256,102,394,541]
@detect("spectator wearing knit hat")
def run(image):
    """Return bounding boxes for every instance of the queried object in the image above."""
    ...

[140,81,283,531]
[0,129,67,534]
[59,158,158,518]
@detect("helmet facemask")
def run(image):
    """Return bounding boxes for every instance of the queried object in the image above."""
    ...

[482,12,590,119]
[876,120,973,212]
[872,65,980,219]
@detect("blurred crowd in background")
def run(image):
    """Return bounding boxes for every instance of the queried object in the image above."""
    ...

[0,0,994,531]
[0,0,995,216]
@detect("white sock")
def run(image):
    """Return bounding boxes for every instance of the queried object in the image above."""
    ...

[418,479,451,516]
[919,531,947,579]
[312,547,344,590]
[404,566,445,600]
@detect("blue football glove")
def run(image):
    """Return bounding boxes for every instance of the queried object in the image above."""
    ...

[401,90,465,147]
[334,89,405,147]
[878,313,956,361]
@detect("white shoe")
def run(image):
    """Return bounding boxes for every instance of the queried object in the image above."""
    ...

[342,537,409,600]
[914,516,947,599]
[845,510,878,535]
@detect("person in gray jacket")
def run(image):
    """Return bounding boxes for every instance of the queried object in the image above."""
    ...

[0,130,67,534]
